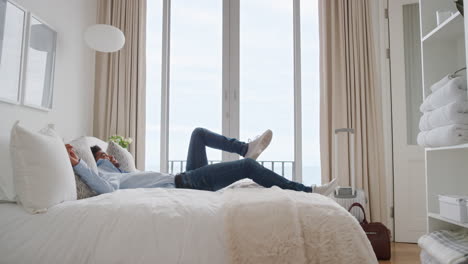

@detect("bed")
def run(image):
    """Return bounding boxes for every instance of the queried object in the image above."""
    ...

[0,184,378,264]
[0,129,378,264]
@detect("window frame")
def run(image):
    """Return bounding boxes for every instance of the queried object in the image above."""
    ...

[158,0,303,182]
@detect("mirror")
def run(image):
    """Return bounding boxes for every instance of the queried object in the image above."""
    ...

[403,3,423,145]
[23,15,56,110]
[0,0,26,104]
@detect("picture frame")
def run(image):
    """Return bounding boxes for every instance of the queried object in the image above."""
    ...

[0,0,27,105]
[0,0,57,111]
[21,13,57,111]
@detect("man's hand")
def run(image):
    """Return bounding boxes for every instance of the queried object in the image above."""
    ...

[65,144,80,167]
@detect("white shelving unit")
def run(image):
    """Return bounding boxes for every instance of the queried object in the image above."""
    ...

[428,213,468,229]
[422,12,464,43]
[426,143,468,152]
[419,1,468,234]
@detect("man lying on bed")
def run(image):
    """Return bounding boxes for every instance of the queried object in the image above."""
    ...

[66,128,337,195]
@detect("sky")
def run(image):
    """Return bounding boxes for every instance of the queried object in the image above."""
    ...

[145,0,321,185]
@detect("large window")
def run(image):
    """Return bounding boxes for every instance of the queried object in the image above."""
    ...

[239,0,295,179]
[300,0,321,185]
[146,0,321,184]
[145,0,163,172]
[168,0,222,174]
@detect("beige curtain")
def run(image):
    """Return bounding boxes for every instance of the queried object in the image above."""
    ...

[94,0,146,169]
[319,0,387,223]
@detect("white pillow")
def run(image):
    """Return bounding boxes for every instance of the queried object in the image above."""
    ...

[10,122,77,213]
[0,135,15,201]
[74,173,97,199]
[68,137,98,174]
[107,141,137,172]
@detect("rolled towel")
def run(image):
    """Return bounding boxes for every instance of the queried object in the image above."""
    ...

[419,101,468,131]
[417,124,468,147]
[420,77,467,112]
[430,74,450,92]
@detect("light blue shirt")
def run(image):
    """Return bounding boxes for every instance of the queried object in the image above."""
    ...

[73,159,175,194]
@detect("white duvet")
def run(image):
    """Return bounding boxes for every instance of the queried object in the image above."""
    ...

[0,186,377,264]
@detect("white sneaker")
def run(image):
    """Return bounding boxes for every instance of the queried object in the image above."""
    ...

[313,179,338,196]
[244,130,273,160]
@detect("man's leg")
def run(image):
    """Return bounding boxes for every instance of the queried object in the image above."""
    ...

[179,158,312,192]
[185,128,248,171]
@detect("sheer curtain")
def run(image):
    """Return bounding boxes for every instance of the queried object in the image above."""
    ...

[319,0,387,223]
[94,0,146,169]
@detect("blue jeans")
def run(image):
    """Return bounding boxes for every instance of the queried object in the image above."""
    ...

[178,128,312,193]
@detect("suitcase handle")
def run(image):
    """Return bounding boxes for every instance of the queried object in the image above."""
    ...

[348,202,368,224]
[334,128,355,195]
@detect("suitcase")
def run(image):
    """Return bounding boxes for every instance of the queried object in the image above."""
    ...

[349,202,391,260]
[329,128,368,222]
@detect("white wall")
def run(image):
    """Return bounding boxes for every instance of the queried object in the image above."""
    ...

[0,0,96,199]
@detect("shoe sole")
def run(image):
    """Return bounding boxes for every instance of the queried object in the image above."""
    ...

[249,131,272,160]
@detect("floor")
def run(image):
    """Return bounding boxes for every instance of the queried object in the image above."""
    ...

[379,243,421,264]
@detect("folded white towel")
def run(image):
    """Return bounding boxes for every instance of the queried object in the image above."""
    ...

[431,75,451,92]
[420,250,443,264]
[420,77,467,113]
[419,101,468,131]
[417,124,468,147]
[418,230,468,264]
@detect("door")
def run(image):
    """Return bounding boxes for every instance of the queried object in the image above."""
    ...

[389,0,427,242]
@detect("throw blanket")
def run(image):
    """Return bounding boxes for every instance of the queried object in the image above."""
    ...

[419,230,468,264]
[223,187,377,264]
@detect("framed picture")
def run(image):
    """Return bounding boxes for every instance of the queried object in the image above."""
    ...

[0,0,26,104]
[22,14,57,110]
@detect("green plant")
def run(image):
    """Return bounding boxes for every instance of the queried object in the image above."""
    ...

[108,135,133,149]
[456,0,464,16]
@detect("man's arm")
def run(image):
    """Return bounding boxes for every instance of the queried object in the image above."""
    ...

[65,144,118,194]
[72,160,119,194]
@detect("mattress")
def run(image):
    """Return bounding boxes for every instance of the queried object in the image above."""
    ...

[0,185,378,264]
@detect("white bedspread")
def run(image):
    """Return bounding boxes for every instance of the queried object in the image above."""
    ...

[0,187,377,264]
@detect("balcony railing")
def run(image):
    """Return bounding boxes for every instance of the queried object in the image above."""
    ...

[168,160,295,178]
